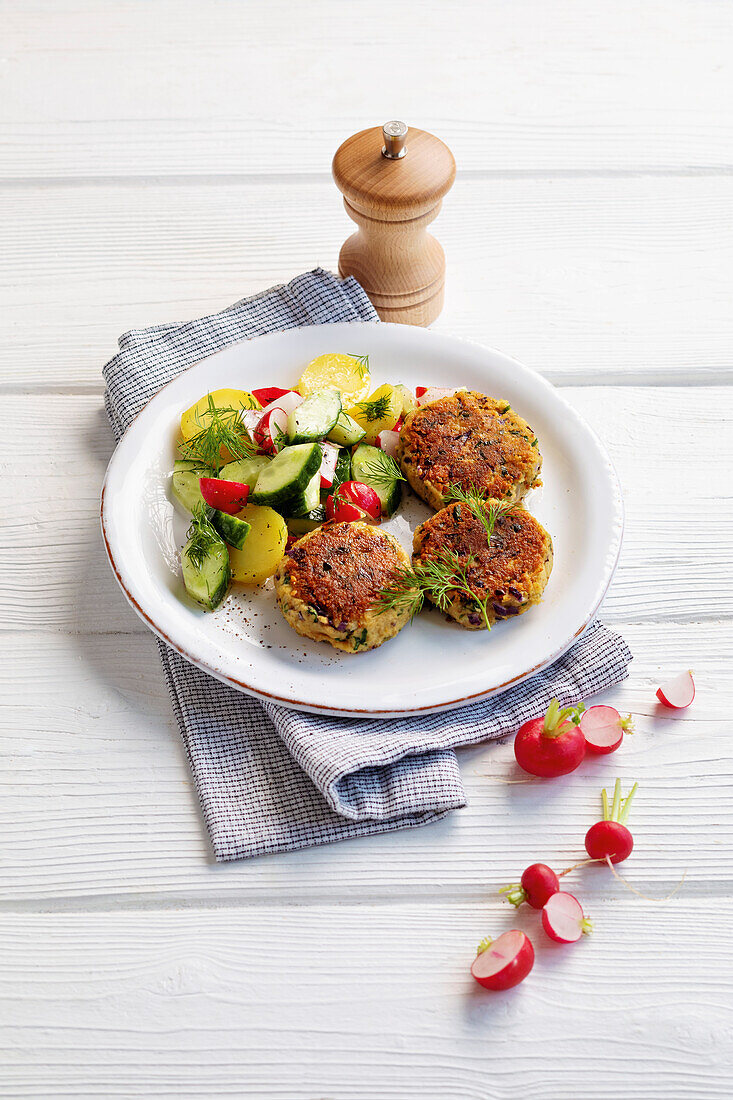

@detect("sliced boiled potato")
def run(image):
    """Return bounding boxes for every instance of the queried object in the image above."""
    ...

[348,383,403,445]
[296,353,370,402]
[228,504,287,584]
[180,389,261,443]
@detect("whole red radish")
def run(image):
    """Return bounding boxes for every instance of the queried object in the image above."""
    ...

[585,777,637,864]
[580,705,634,755]
[542,892,593,944]
[470,930,534,991]
[500,863,559,909]
[199,477,249,515]
[514,698,586,777]
[656,670,695,709]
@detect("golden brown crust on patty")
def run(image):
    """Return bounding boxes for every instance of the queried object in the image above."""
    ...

[273,522,412,652]
[412,501,553,628]
[397,390,541,510]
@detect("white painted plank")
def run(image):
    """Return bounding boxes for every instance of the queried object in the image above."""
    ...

[2,177,732,389]
[3,0,733,179]
[2,387,730,631]
[0,902,731,1098]
[0,621,727,903]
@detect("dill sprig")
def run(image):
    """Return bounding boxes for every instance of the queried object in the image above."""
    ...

[179,394,256,473]
[348,353,370,381]
[359,451,405,488]
[355,393,392,423]
[184,503,222,570]
[375,550,493,631]
[446,483,516,548]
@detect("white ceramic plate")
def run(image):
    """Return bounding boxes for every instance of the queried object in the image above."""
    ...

[101,322,622,717]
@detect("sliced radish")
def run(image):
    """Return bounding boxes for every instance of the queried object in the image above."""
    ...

[376,429,400,458]
[416,386,456,407]
[318,441,341,488]
[393,416,404,432]
[470,930,534,991]
[580,705,634,755]
[541,892,593,944]
[261,389,303,418]
[199,477,249,514]
[656,670,695,709]
[254,407,289,455]
[239,408,263,439]
[252,386,292,408]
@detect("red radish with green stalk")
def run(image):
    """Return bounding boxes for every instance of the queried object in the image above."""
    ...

[580,705,634,755]
[542,892,593,944]
[656,670,695,710]
[500,863,560,909]
[585,778,638,864]
[470,930,535,990]
[514,698,587,777]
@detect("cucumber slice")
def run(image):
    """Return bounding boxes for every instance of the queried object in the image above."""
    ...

[171,459,212,513]
[287,469,321,517]
[219,455,271,489]
[286,505,327,535]
[288,388,342,444]
[210,509,251,550]
[249,442,322,507]
[351,443,403,517]
[181,511,231,610]
[327,410,366,447]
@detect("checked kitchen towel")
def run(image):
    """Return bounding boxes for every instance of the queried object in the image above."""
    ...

[103,268,632,860]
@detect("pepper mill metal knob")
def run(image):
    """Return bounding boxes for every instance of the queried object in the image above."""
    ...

[332,121,456,326]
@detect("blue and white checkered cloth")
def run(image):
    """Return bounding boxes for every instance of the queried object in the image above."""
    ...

[103,269,632,860]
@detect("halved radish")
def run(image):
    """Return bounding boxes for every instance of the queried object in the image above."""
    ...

[415,386,428,399]
[541,892,593,944]
[656,670,695,709]
[470,930,534,990]
[318,441,341,488]
[252,386,292,408]
[199,477,249,514]
[254,407,288,455]
[239,408,263,439]
[261,390,303,418]
[580,705,634,754]
[376,429,400,458]
[416,386,456,407]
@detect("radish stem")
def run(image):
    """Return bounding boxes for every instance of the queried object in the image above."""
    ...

[610,777,622,822]
[619,782,638,824]
[601,787,609,820]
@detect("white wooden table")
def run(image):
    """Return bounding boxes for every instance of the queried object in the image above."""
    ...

[2,2,733,1096]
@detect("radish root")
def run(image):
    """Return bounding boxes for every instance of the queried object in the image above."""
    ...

[604,856,687,902]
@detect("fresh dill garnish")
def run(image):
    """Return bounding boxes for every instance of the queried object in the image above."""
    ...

[184,503,222,570]
[446,483,516,548]
[356,393,392,423]
[375,550,494,631]
[348,353,370,381]
[359,451,405,488]
[179,393,256,473]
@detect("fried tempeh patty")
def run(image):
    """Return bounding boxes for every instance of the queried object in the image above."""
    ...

[397,390,541,510]
[412,500,553,629]
[273,521,412,653]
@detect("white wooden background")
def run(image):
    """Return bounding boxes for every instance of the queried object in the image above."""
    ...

[2,2,733,1097]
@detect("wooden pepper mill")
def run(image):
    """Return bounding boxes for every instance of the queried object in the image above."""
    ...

[332,121,456,326]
